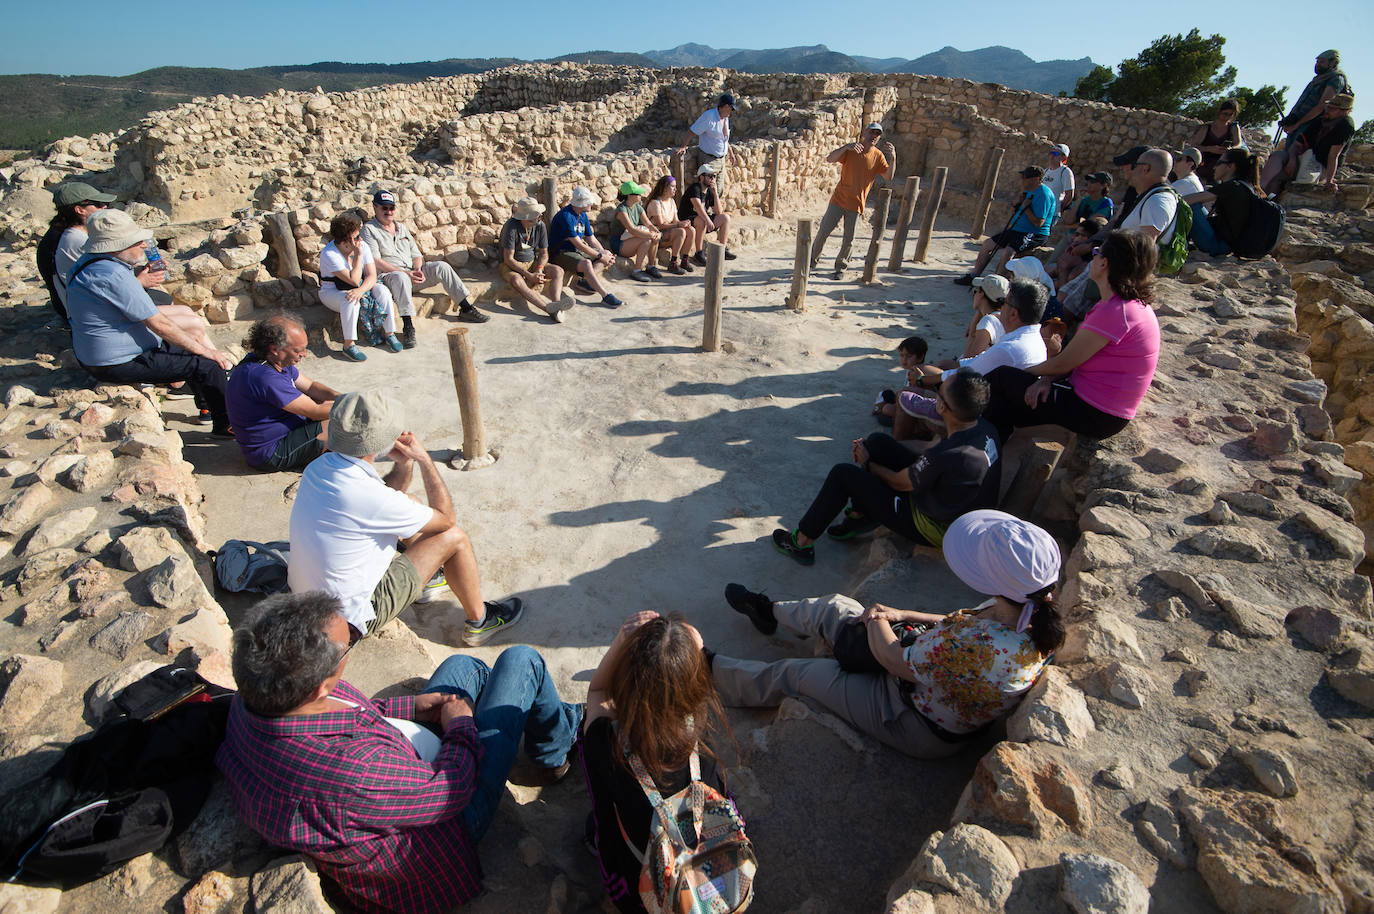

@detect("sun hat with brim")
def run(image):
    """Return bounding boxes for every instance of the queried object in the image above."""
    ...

[513,197,545,220]
[696,163,716,176]
[971,274,1009,302]
[327,390,406,459]
[1328,93,1354,111]
[53,182,117,207]
[570,187,598,208]
[1179,146,1203,165]
[619,180,649,197]
[943,509,1061,603]
[83,209,153,254]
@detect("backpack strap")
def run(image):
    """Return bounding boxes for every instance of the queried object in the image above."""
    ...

[627,749,699,851]
[67,254,122,285]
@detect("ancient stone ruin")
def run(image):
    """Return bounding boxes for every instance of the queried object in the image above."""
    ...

[0,63,1373,914]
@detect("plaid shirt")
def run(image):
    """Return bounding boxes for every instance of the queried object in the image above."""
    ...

[217,681,483,914]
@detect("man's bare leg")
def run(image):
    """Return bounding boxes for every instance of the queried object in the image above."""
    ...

[402,525,484,623]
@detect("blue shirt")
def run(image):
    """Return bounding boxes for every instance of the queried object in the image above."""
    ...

[226,355,311,466]
[1011,184,1057,238]
[65,254,161,367]
[548,206,592,256]
[1075,195,1115,222]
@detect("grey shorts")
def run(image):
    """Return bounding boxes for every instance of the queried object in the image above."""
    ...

[261,421,325,471]
[367,553,423,635]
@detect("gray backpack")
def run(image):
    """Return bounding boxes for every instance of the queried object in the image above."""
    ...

[212,539,290,594]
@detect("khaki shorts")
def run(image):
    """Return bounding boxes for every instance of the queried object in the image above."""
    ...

[498,261,543,286]
[367,553,423,635]
[554,250,590,274]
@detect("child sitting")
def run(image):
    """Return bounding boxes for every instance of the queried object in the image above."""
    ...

[873,335,928,426]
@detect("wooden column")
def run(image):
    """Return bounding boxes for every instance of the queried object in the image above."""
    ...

[701,241,725,352]
[766,142,781,218]
[788,219,812,311]
[264,212,301,280]
[886,175,920,271]
[445,328,494,470]
[861,188,892,285]
[913,166,948,264]
[970,148,1005,240]
[672,151,686,203]
[540,177,557,228]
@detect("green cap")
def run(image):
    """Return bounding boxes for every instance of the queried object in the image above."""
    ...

[52,182,117,207]
[618,180,649,197]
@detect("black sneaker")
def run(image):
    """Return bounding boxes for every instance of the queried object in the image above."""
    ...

[645,265,664,279]
[462,598,524,646]
[210,426,235,439]
[953,274,974,286]
[630,270,652,283]
[724,583,777,635]
[603,294,625,308]
[401,326,417,349]
[196,409,213,425]
[723,249,737,261]
[771,528,815,566]
[458,304,490,323]
[827,514,881,541]
[831,268,844,280]
[574,278,595,295]
[691,251,708,267]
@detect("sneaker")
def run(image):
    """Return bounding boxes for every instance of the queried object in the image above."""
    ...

[630,269,652,283]
[209,426,235,439]
[574,278,596,295]
[827,514,881,541]
[832,268,844,280]
[691,251,708,267]
[724,583,777,635]
[667,260,685,275]
[771,528,815,566]
[384,334,404,352]
[953,274,974,286]
[602,294,625,308]
[343,345,368,362]
[163,386,195,401]
[723,249,737,261]
[462,597,525,646]
[401,326,417,349]
[196,409,213,425]
[645,265,664,280]
[414,569,447,604]
[458,304,490,323]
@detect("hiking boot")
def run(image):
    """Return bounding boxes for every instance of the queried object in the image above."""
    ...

[667,259,685,275]
[691,250,708,267]
[414,569,447,604]
[723,249,737,261]
[724,583,777,635]
[645,265,664,279]
[953,274,974,286]
[401,325,417,349]
[827,514,881,541]
[462,598,525,646]
[679,256,695,272]
[458,303,490,323]
[771,528,815,566]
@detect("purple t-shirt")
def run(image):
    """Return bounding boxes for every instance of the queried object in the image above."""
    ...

[226,356,310,466]
[1071,295,1160,419]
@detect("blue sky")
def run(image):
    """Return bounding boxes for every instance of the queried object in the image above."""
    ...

[5,0,1368,125]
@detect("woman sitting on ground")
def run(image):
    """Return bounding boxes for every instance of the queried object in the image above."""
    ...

[582,611,737,914]
[643,176,693,274]
[1187,148,1264,257]
[982,229,1160,443]
[317,211,402,361]
[1189,98,1242,183]
[613,181,663,283]
[960,274,1009,359]
[716,509,1063,758]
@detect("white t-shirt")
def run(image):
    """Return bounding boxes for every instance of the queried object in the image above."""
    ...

[288,452,434,629]
[1120,185,1179,245]
[1172,174,1205,197]
[319,240,373,282]
[690,108,731,158]
[947,324,1048,381]
[54,227,89,305]
[1042,165,1075,205]
[975,313,1005,346]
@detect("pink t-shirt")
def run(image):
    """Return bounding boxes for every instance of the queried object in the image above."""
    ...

[1070,295,1160,419]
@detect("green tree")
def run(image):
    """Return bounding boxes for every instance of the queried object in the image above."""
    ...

[1355,120,1374,145]
[1183,85,1289,129]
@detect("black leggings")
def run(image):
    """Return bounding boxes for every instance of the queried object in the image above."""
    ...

[797,433,931,545]
[982,366,1129,444]
[85,342,230,430]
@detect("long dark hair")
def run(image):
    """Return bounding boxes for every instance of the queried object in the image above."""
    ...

[1218,149,1261,190]
[47,204,85,232]
[1099,229,1156,303]
[605,614,729,779]
[649,175,676,201]
[1022,585,1065,655]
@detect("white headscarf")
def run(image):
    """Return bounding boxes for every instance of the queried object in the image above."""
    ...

[942,510,1061,632]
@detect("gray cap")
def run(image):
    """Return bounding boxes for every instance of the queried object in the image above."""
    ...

[327,390,405,458]
[865,122,884,133]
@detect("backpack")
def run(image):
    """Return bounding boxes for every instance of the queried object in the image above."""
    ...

[628,750,757,914]
[1123,186,1190,275]
[212,539,290,594]
[1226,187,1286,259]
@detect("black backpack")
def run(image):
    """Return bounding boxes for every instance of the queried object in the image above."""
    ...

[1225,186,1286,260]
[0,666,232,886]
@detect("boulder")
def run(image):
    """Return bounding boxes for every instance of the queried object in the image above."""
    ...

[1327,638,1374,710]
[1186,527,1276,563]
[250,855,332,914]
[1236,746,1299,798]
[154,607,232,656]
[953,742,1092,837]
[1006,667,1096,747]
[0,483,55,536]
[140,554,209,611]
[116,525,189,573]
[21,506,97,555]
[0,654,63,734]
[913,824,1020,906]
[1059,853,1151,914]
[0,883,62,914]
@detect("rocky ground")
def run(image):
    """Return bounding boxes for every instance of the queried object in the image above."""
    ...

[0,196,1372,914]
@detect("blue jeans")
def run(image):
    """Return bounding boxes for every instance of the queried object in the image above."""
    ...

[424,646,580,841]
[1189,203,1230,255]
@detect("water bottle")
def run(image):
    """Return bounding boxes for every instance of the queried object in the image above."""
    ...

[144,240,166,274]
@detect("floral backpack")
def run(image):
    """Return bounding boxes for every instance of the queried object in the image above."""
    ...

[626,749,757,914]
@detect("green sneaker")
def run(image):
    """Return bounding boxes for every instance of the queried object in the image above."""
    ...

[771,528,815,566]
[827,515,881,541]
[414,569,447,604]
[462,598,525,646]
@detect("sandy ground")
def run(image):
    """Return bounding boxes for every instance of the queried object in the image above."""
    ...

[174,210,1002,911]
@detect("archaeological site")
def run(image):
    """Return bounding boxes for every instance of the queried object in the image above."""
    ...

[0,62,1373,914]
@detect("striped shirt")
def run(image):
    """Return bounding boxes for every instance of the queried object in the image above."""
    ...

[217,682,483,914]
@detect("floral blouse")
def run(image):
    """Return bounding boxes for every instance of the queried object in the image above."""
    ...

[902,601,1048,734]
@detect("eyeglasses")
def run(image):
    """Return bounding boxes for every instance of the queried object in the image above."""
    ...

[377,205,396,211]
[79,201,108,209]
[334,638,355,668]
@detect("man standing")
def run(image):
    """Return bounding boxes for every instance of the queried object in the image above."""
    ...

[811,123,897,280]
[1117,148,1178,244]
[226,315,339,471]
[955,165,1056,285]
[218,591,579,914]
[678,165,735,265]
[676,92,736,187]
[362,190,486,338]
[1042,144,1075,220]
[288,390,524,646]
[550,187,625,308]
[65,209,234,436]
[1279,50,1349,138]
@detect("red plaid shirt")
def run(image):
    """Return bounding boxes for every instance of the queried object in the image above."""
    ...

[217,681,483,914]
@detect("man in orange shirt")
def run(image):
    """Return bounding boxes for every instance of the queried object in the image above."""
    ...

[810,122,897,280]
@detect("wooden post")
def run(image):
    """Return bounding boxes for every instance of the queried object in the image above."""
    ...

[788,219,812,311]
[861,188,892,285]
[913,166,948,264]
[445,328,494,470]
[886,175,920,271]
[970,148,1005,240]
[915,139,931,181]
[766,142,781,218]
[672,151,686,204]
[701,241,725,352]
[540,177,557,228]
[264,212,301,280]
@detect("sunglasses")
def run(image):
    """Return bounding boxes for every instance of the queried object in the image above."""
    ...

[1091,247,1103,258]
[80,201,109,209]
[377,205,396,211]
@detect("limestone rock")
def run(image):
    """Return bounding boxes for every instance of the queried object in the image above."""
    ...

[60,448,114,492]
[250,854,332,914]
[141,554,208,610]
[1250,422,1298,456]
[1327,639,1374,710]
[1154,569,1214,609]
[913,824,1020,906]
[155,607,231,656]
[115,432,174,462]
[1135,800,1189,868]
[0,483,54,536]
[117,525,189,572]
[182,869,235,914]
[87,660,163,723]
[1211,591,1285,639]
[1285,605,1345,651]
[1006,667,1095,747]
[1236,746,1299,798]
[0,654,63,733]
[1065,532,1134,577]
[89,611,154,661]
[1059,853,1151,914]
[1098,760,1134,790]
[1186,527,1276,563]
[1288,506,1365,561]
[1057,612,1145,664]
[0,883,62,914]
[1097,661,1153,709]
[1079,505,1150,540]
[953,741,1092,837]
[21,506,97,555]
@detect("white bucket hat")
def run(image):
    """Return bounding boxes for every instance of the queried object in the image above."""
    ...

[569,187,597,208]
